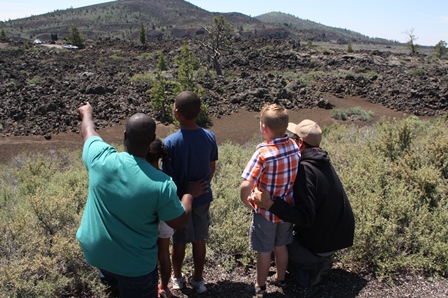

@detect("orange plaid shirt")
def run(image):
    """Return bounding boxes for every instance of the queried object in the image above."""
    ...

[241,136,300,223]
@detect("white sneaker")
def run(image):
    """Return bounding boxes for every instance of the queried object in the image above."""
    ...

[171,274,185,290]
[188,276,207,294]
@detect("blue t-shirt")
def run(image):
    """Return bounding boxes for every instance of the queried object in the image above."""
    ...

[163,128,218,208]
[76,136,184,277]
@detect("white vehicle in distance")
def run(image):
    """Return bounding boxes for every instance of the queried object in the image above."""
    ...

[63,44,79,50]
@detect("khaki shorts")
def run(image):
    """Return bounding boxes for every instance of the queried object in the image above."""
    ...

[250,212,293,253]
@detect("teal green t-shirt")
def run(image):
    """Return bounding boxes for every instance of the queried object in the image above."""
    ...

[76,136,184,277]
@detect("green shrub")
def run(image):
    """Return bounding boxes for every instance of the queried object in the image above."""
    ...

[297,70,326,86]
[174,43,202,94]
[196,103,209,127]
[331,107,374,122]
[347,43,354,53]
[156,51,168,71]
[27,75,42,85]
[208,142,257,269]
[412,68,426,77]
[0,153,105,297]
[260,45,273,52]
[324,117,448,279]
[148,71,172,123]
[109,54,125,60]
[96,56,105,66]
[140,52,153,60]
[0,116,447,296]
[131,73,155,84]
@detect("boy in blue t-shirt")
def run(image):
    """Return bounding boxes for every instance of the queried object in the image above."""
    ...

[163,91,218,294]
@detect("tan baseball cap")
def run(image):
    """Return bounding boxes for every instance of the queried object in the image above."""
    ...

[287,119,322,147]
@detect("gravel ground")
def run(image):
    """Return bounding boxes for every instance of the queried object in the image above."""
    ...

[169,260,448,298]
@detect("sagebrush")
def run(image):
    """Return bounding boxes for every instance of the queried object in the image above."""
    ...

[0,116,447,297]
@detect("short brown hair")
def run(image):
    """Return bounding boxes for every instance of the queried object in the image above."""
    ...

[260,104,288,135]
[175,91,201,120]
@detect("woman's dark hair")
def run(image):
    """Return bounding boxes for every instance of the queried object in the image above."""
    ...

[146,138,169,165]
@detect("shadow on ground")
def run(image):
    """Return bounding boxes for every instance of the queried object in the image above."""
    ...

[172,268,367,297]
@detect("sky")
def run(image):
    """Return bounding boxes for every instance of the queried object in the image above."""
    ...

[1,0,446,46]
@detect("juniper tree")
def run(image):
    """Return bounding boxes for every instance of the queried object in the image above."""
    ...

[156,51,167,71]
[147,71,171,122]
[139,22,146,45]
[174,43,208,126]
[174,43,202,94]
[67,23,83,47]
[0,29,6,41]
[404,28,419,55]
[201,16,234,76]
[434,40,447,59]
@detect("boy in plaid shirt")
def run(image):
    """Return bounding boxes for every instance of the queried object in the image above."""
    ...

[240,104,300,296]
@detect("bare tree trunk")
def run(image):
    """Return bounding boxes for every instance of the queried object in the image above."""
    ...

[214,56,222,76]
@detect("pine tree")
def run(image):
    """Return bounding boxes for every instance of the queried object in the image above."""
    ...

[156,51,167,71]
[174,43,201,94]
[174,43,208,126]
[148,71,171,122]
[0,29,6,41]
[139,22,146,45]
[434,40,447,59]
[67,23,83,47]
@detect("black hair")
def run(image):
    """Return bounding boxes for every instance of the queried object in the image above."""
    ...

[125,113,156,148]
[146,138,169,167]
[175,91,201,120]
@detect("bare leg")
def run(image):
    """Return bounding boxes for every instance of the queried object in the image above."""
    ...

[192,240,206,281]
[157,237,171,289]
[256,251,271,287]
[171,243,186,278]
[274,245,288,281]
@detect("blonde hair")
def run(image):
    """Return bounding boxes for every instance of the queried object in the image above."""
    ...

[260,104,288,135]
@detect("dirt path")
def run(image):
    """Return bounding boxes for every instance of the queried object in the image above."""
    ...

[0,95,415,164]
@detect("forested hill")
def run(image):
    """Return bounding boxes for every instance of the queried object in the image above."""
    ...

[1,0,396,44]
[256,11,396,44]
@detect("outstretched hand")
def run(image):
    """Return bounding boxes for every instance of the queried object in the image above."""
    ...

[185,179,209,198]
[78,102,93,120]
[78,102,99,142]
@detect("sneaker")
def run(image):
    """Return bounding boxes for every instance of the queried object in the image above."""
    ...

[158,285,173,298]
[188,276,207,294]
[171,274,185,290]
[254,284,266,298]
[267,275,287,287]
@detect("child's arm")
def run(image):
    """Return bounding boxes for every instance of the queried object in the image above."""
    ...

[209,161,216,182]
[240,180,256,210]
[165,180,208,230]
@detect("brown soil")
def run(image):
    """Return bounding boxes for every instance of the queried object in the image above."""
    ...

[0,95,413,164]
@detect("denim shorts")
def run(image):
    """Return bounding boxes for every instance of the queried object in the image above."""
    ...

[99,267,158,298]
